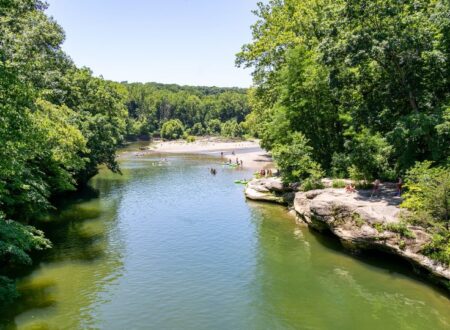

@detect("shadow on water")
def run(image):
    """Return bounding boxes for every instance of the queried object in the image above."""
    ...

[249,199,450,299]
[248,202,450,329]
[0,280,58,330]
[0,172,126,329]
[304,225,450,298]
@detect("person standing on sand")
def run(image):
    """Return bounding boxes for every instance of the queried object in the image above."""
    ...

[240,160,243,167]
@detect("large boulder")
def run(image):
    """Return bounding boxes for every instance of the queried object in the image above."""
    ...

[245,187,285,204]
[245,178,289,204]
[247,177,286,193]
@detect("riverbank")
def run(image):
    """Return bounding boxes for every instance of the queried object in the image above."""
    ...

[245,177,450,290]
[131,137,274,170]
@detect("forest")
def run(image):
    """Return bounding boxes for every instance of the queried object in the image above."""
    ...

[237,0,450,264]
[124,82,250,139]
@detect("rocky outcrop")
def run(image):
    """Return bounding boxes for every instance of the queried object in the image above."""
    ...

[245,177,292,204]
[245,178,450,289]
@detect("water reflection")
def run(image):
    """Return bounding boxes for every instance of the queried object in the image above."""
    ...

[1,171,127,329]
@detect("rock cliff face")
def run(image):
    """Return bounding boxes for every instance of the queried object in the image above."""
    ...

[245,178,450,289]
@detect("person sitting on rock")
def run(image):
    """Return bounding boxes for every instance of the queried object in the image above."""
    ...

[345,183,356,193]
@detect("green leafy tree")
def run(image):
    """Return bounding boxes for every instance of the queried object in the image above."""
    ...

[272,133,324,185]
[402,161,450,265]
[0,0,130,304]
[191,123,204,136]
[220,119,245,138]
[161,119,185,140]
[0,212,51,305]
[402,162,450,229]
[346,129,394,180]
[237,0,450,181]
[206,119,222,135]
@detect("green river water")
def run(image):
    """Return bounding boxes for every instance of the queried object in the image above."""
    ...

[1,143,450,329]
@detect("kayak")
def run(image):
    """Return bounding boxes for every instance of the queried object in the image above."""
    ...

[234,180,250,184]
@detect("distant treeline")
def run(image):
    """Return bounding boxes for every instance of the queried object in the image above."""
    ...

[124,82,250,139]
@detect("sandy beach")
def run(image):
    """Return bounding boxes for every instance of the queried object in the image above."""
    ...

[143,138,274,170]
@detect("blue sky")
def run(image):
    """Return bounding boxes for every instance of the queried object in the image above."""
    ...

[46,0,258,87]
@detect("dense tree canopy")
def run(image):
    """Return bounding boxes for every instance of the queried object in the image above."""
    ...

[237,0,450,180]
[124,82,250,139]
[0,0,127,304]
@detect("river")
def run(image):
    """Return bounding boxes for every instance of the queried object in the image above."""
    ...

[1,143,450,329]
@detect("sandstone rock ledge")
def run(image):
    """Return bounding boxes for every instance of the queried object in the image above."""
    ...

[245,177,292,204]
[245,178,450,289]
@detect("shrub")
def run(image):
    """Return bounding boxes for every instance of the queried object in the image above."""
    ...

[347,164,366,182]
[272,132,324,184]
[160,119,185,140]
[191,123,204,136]
[185,135,196,143]
[331,153,350,178]
[0,213,51,305]
[301,178,325,191]
[384,222,415,239]
[207,119,222,135]
[346,128,394,180]
[374,223,384,233]
[421,233,450,266]
[220,119,245,138]
[332,180,346,188]
[352,213,365,227]
[355,181,372,190]
[373,221,415,239]
[402,161,450,230]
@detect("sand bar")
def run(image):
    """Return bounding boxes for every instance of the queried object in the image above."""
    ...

[141,138,274,170]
